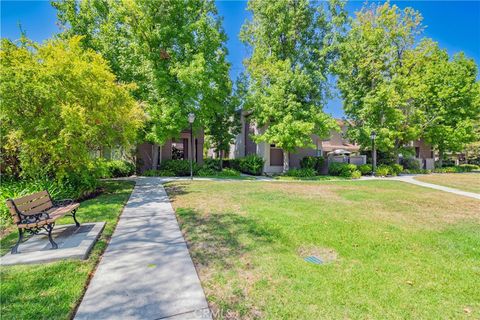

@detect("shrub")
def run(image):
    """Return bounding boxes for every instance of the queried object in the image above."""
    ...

[391,164,404,176]
[197,168,217,176]
[285,168,316,178]
[436,159,456,167]
[217,168,241,177]
[300,156,324,174]
[340,164,359,178]
[197,167,241,177]
[459,164,479,171]
[400,157,421,170]
[432,165,477,174]
[107,160,135,177]
[328,162,346,176]
[358,164,372,175]
[159,160,200,176]
[403,169,431,174]
[433,167,456,173]
[351,170,362,179]
[375,165,390,177]
[143,169,175,177]
[239,155,264,175]
[204,158,221,171]
[223,159,241,171]
[328,162,359,178]
[0,36,143,193]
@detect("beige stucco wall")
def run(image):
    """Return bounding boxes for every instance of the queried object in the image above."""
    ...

[349,155,367,165]
[289,147,317,168]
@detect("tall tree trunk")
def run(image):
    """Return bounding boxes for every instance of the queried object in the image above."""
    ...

[394,140,401,164]
[438,148,444,168]
[283,151,289,173]
[219,149,224,170]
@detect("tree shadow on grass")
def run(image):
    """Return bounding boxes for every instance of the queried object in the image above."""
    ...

[166,183,280,269]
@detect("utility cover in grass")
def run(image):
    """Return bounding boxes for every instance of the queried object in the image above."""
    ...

[304,256,323,264]
[298,245,338,264]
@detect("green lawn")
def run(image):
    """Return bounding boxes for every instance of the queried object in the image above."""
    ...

[414,173,480,194]
[166,180,480,319]
[274,175,350,181]
[0,180,135,320]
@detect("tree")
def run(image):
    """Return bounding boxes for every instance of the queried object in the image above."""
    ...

[335,2,480,163]
[335,2,426,160]
[53,0,235,147]
[240,0,346,172]
[204,96,240,165]
[0,36,144,187]
[413,42,480,166]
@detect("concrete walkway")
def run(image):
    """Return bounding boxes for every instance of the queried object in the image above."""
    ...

[391,175,480,200]
[75,177,211,320]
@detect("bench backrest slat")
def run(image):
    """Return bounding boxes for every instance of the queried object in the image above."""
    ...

[13,191,53,215]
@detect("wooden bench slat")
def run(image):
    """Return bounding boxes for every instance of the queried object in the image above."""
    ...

[23,201,53,215]
[13,191,49,205]
[16,197,53,213]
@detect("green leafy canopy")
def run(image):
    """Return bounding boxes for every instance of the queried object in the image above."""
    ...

[240,0,348,157]
[53,0,234,145]
[0,36,144,182]
[335,2,479,158]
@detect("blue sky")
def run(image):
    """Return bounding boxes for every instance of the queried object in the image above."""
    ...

[2,0,479,117]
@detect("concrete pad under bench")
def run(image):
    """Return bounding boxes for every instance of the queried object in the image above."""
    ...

[1,222,105,266]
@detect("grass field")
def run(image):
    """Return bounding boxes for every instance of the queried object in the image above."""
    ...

[274,175,350,181]
[0,180,134,320]
[166,180,480,319]
[414,173,480,194]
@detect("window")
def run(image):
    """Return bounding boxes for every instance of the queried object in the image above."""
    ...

[415,147,420,158]
[172,139,185,160]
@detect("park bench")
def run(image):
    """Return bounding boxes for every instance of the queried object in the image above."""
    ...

[6,191,80,254]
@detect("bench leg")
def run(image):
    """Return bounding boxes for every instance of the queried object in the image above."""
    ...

[46,224,58,249]
[72,209,80,227]
[11,229,24,254]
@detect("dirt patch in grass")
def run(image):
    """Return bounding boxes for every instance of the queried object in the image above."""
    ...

[297,245,338,264]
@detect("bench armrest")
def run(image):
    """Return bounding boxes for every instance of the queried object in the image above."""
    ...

[53,199,74,206]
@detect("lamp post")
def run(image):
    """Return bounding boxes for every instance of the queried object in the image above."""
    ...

[370,131,377,176]
[188,112,195,180]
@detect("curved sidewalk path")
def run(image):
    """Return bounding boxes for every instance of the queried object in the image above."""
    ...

[390,175,480,200]
[75,177,212,320]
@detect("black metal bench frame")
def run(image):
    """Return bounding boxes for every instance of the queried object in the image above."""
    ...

[6,191,80,254]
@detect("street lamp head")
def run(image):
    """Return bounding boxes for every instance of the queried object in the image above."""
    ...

[188,112,195,124]
[370,131,376,140]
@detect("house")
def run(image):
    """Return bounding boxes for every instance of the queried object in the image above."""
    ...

[137,129,204,172]
[229,112,365,174]
[409,139,435,170]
